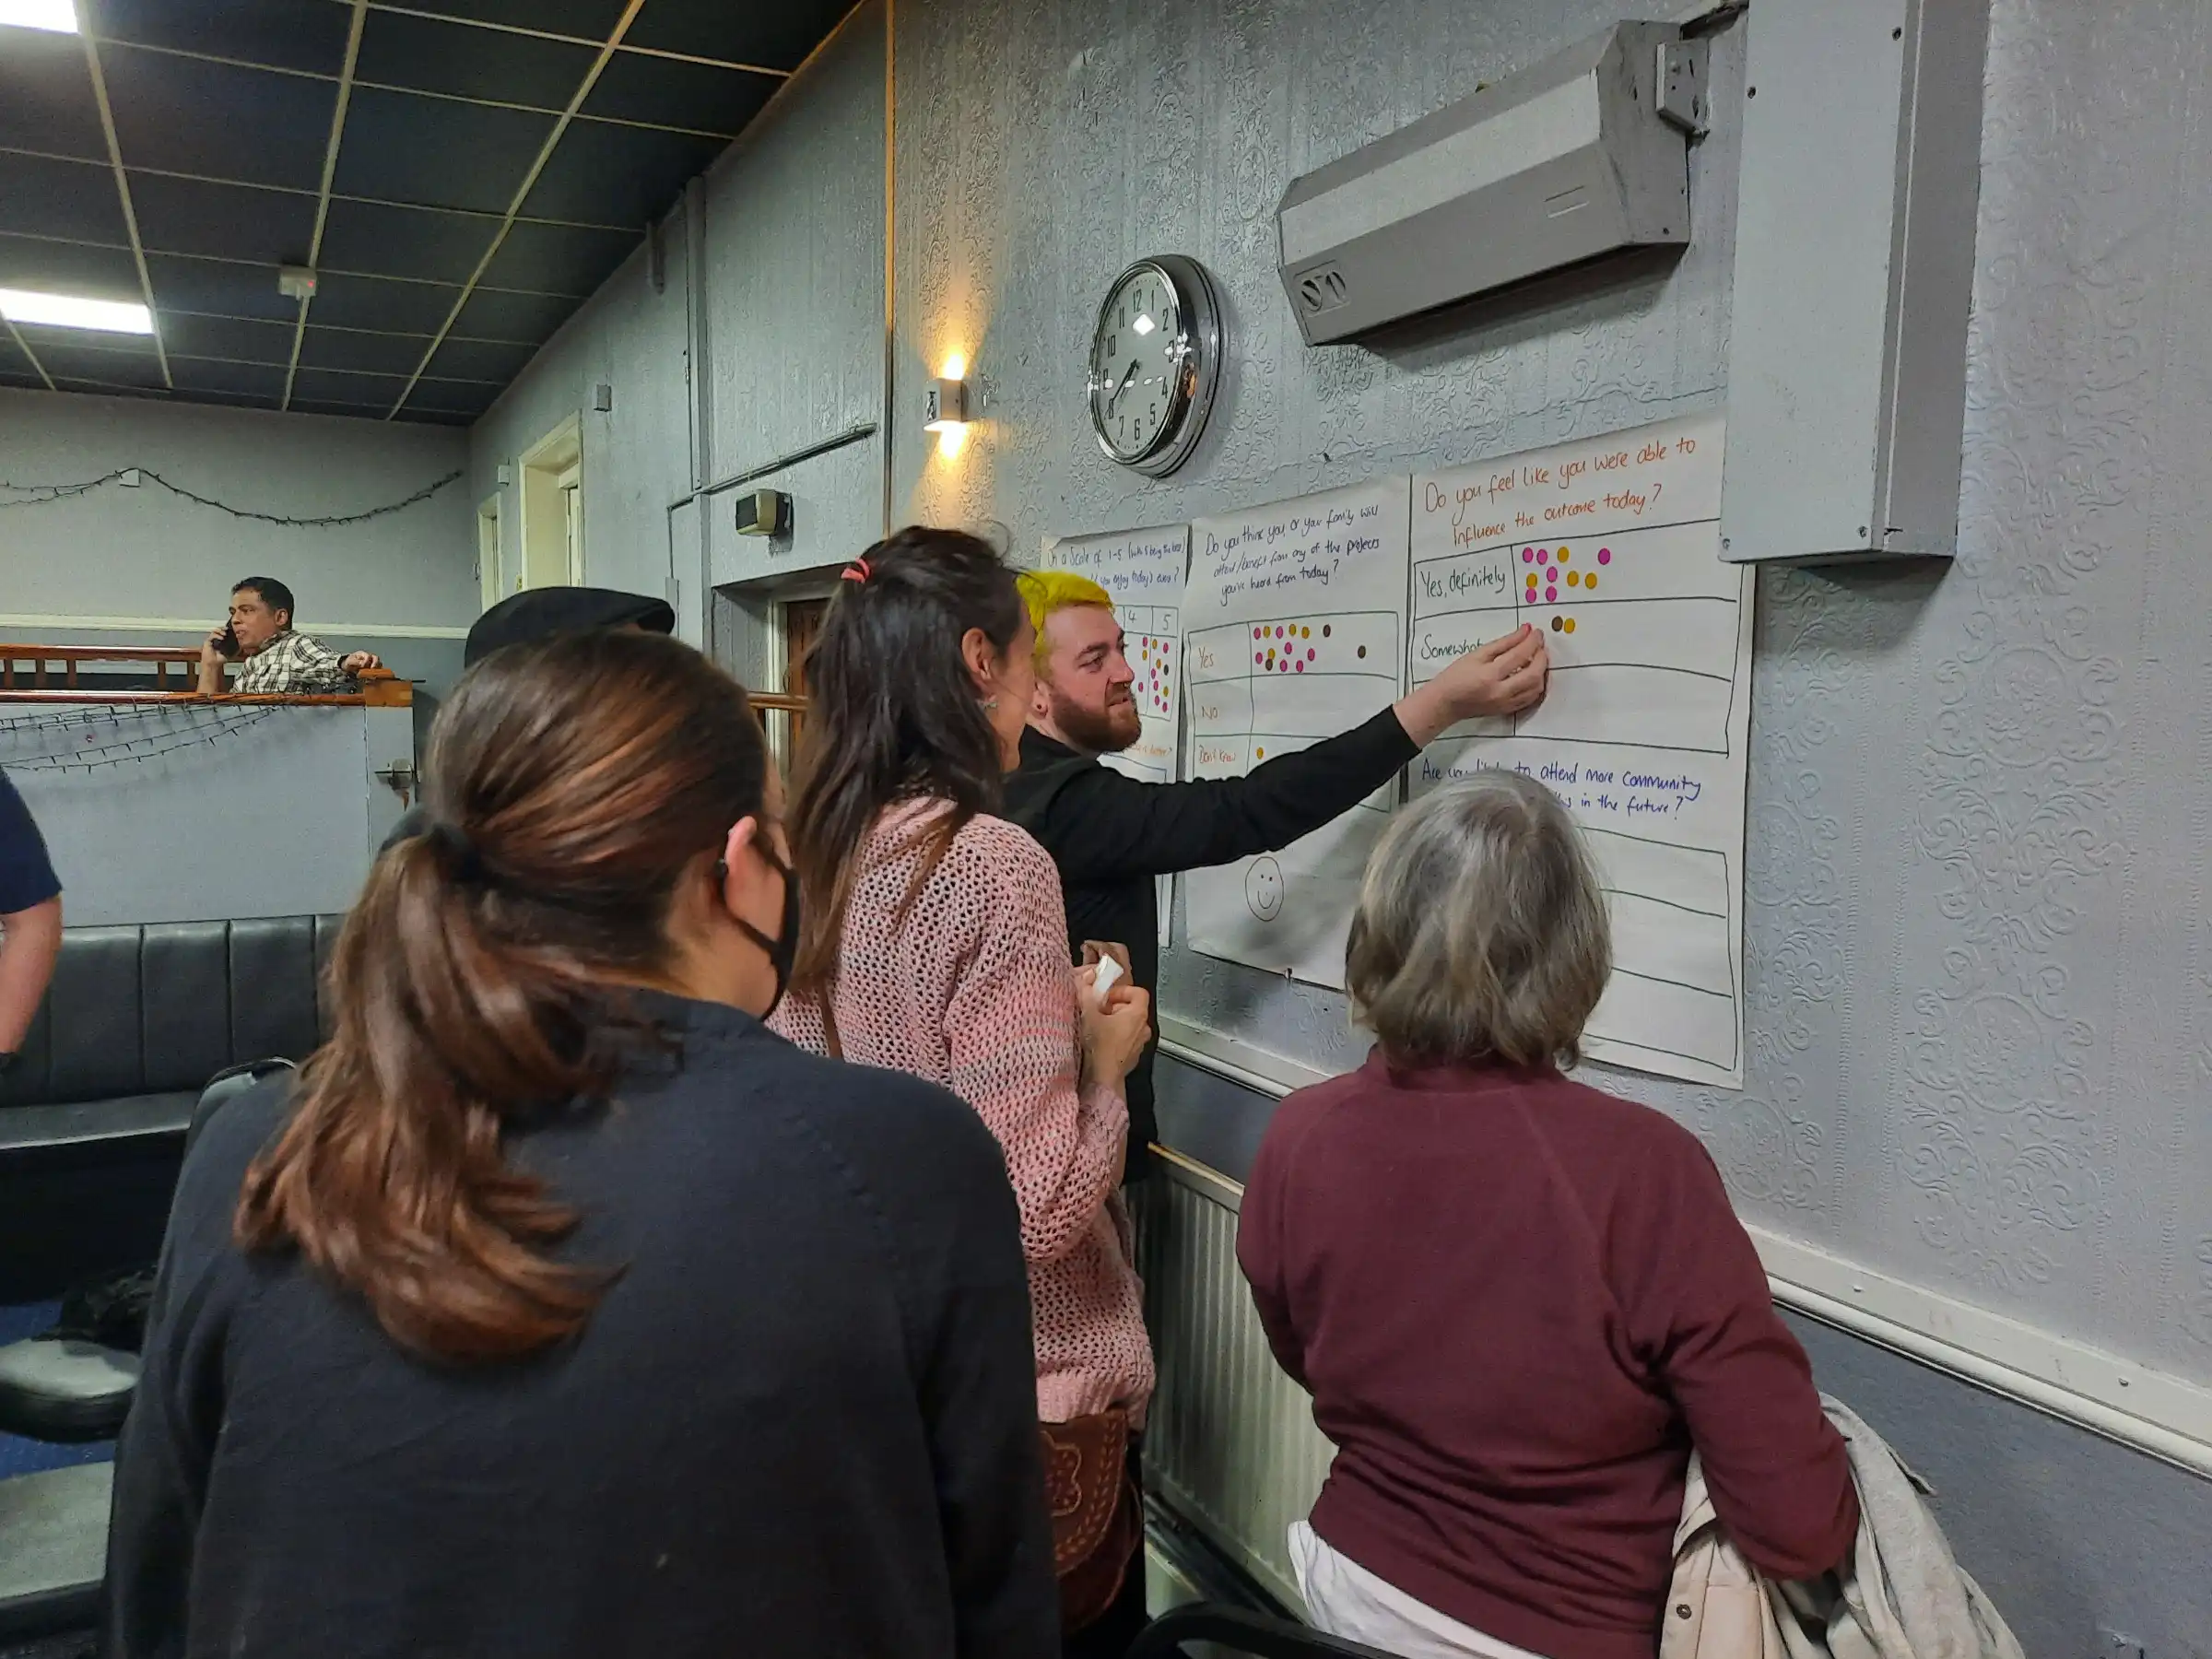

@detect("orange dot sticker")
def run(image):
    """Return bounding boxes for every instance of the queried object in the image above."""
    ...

[1584,573,1596,591]
[1558,547,1570,562]
[1563,618,1576,633]
[1255,747,1265,759]
[1567,571,1581,586]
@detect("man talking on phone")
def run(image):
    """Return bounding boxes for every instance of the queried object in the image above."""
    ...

[197,577,381,696]
[1004,571,1548,1180]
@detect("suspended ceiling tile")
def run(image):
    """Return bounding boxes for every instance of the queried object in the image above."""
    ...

[0,29,108,159]
[145,252,298,323]
[306,272,462,334]
[522,121,724,228]
[31,338,168,388]
[622,0,858,72]
[292,365,407,406]
[319,198,501,286]
[484,219,638,297]
[297,324,435,377]
[452,286,579,343]
[354,7,597,110]
[49,376,171,401]
[169,356,290,399]
[399,376,499,415]
[287,396,391,421]
[100,45,338,193]
[423,334,535,383]
[391,405,476,426]
[392,0,628,38]
[158,311,298,364]
[85,0,357,76]
[580,53,770,134]
[0,232,141,300]
[129,172,317,266]
[0,151,129,245]
[333,85,555,216]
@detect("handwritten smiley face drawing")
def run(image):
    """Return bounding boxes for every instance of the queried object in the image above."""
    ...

[1244,856,1286,923]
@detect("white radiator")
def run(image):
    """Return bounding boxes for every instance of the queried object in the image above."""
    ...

[1137,1152,1336,1612]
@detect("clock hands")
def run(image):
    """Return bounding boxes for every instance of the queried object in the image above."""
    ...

[1107,358,1139,413]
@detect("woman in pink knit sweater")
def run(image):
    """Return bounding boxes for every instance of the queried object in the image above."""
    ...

[773,527,1155,1652]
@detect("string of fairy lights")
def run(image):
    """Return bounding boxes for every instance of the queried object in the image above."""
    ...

[0,704,280,774]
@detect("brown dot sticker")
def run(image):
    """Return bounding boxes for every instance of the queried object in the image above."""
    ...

[1322,624,1332,638]
[1550,617,1563,632]
[1356,645,1367,658]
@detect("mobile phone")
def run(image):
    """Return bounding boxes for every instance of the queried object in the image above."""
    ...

[218,622,241,658]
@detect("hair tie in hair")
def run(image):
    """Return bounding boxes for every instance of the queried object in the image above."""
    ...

[425,818,487,883]
[841,557,872,584]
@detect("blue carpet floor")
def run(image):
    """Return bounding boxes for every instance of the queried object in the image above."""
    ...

[0,1301,116,1479]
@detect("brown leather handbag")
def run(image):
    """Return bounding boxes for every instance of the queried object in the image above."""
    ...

[1038,1407,1142,1634]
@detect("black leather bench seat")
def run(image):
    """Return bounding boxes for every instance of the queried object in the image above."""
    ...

[0,915,339,1301]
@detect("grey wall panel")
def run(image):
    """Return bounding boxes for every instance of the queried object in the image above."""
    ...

[892,0,2212,1392]
[469,229,695,610]
[701,0,886,490]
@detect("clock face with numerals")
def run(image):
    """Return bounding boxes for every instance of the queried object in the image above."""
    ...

[1087,255,1222,478]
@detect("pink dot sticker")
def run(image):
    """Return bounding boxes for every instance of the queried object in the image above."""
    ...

[1307,648,1316,662]
[1523,548,1534,563]
[1597,547,1612,564]
[1546,586,1558,602]
[1537,549,1550,564]
[1252,628,1262,639]
[1295,661,1305,673]
[1253,653,1263,665]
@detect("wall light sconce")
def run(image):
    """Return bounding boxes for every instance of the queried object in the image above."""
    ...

[923,375,969,434]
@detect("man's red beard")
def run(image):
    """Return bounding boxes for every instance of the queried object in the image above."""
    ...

[1048,685,1142,754]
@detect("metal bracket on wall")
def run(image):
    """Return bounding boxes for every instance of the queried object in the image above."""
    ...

[1657,39,1711,135]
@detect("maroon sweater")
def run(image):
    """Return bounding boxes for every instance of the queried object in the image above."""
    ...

[1238,1053,1857,1659]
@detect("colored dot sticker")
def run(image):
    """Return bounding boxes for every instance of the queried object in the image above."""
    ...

[1307,648,1316,662]
[1322,624,1333,638]
[1295,662,1305,673]
[1563,618,1576,633]
[1252,628,1262,639]
[1550,616,1563,632]
[1546,586,1558,602]
[1256,747,1265,759]
[1253,653,1263,665]
[1523,547,1535,563]
[1300,626,1311,639]
[1537,548,1550,564]
[1597,547,1612,564]
[1557,547,1570,562]
[1584,574,1596,591]
[1357,645,1367,658]
[1567,571,1581,586]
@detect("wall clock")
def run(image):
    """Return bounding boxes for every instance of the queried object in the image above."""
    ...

[1087,255,1223,478]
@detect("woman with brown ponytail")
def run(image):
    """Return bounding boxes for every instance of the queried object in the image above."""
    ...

[773,528,1156,1656]
[103,629,1060,1659]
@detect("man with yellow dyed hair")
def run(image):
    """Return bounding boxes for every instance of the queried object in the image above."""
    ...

[1004,568,1547,1179]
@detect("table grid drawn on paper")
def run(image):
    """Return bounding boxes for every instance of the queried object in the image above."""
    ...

[1408,412,1747,1087]
[1186,609,1399,795]
[1409,518,1744,757]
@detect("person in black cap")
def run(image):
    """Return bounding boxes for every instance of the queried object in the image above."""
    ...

[381,588,677,854]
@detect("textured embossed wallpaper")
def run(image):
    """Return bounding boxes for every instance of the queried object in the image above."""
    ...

[885,0,2212,1396]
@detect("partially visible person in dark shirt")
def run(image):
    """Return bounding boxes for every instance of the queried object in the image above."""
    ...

[1002,570,1547,1176]
[382,586,676,853]
[1238,772,1856,1659]
[106,629,1058,1659]
[0,770,62,1072]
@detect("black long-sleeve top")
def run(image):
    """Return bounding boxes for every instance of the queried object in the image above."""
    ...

[1002,708,1419,1171]
[103,994,1060,1659]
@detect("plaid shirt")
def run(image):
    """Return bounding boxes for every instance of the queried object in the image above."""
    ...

[231,629,357,695]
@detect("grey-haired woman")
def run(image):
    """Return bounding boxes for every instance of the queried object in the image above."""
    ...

[1237,772,1856,1659]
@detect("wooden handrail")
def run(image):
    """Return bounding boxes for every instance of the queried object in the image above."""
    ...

[0,667,411,708]
[2,641,206,692]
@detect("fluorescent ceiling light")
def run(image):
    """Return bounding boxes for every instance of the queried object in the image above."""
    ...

[0,288,154,334]
[0,0,79,34]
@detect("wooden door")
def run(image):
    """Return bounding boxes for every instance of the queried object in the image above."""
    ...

[780,596,830,766]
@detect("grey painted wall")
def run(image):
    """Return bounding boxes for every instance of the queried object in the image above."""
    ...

[888,0,2212,1399]
[0,387,473,640]
[2,702,389,925]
